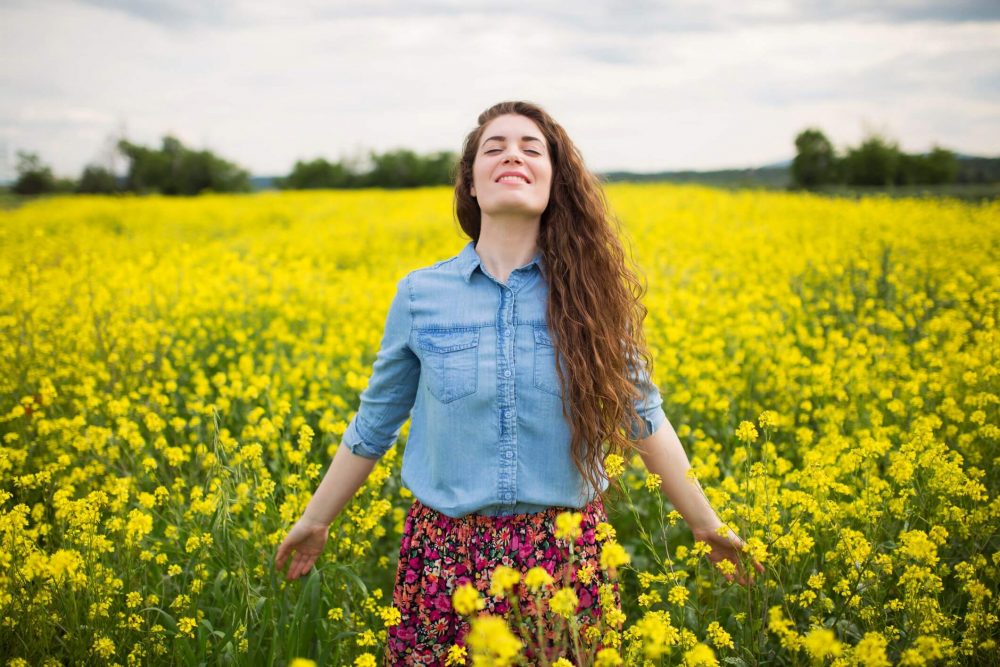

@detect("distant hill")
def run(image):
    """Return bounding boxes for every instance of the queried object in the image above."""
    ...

[249,175,276,191]
[600,153,1000,190]
[601,164,792,189]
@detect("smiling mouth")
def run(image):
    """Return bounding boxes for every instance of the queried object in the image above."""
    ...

[496,175,530,184]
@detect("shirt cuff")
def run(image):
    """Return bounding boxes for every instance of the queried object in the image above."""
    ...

[631,404,668,440]
[341,414,384,460]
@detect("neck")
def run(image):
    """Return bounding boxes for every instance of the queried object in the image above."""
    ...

[475,215,540,284]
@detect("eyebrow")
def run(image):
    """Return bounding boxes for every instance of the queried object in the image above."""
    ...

[481,135,544,146]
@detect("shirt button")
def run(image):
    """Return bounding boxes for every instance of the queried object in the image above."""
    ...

[505,451,514,459]
[503,370,511,378]
[504,410,511,418]
[504,329,511,337]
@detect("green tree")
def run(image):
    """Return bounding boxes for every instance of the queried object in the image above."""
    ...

[275,158,360,189]
[277,149,458,190]
[791,128,837,188]
[896,147,959,186]
[13,151,56,195]
[364,148,458,188]
[842,134,901,186]
[366,148,426,188]
[76,164,120,194]
[923,146,958,184]
[117,134,251,195]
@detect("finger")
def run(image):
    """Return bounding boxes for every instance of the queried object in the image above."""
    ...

[275,544,288,569]
[289,553,305,580]
[294,553,310,580]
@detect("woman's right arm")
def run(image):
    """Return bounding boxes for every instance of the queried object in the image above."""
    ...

[274,445,379,581]
[275,275,420,581]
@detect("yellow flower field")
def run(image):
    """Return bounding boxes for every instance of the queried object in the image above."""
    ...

[1,184,997,665]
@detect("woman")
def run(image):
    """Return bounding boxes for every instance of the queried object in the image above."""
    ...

[275,100,764,664]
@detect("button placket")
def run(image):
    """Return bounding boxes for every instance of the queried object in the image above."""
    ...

[495,283,517,505]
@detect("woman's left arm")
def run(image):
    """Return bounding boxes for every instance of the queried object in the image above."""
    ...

[634,419,764,586]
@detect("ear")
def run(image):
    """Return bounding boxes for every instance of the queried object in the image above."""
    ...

[470,185,476,198]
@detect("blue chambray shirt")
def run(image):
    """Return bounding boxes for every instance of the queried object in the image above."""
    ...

[341,240,668,518]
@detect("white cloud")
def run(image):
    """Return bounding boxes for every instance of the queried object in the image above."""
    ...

[0,0,998,181]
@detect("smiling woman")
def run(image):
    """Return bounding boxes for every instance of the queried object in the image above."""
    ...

[468,113,554,242]
[275,100,760,665]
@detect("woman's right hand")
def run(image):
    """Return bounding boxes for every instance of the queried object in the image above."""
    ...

[274,516,331,581]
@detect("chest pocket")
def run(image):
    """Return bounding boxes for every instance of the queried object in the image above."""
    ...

[417,328,480,403]
[533,326,564,397]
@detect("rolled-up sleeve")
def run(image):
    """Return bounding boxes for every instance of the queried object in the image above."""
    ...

[627,354,668,440]
[342,275,420,460]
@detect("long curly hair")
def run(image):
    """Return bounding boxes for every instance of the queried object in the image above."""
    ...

[453,100,656,506]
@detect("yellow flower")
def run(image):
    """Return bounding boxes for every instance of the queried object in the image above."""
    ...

[599,540,631,575]
[757,410,778,429]
[852,632,891,667]
[667,585,689,606]
[524,566,555,591]
[550,587,579,619]
[683,642,718,666]
[452,582,486,616]
[379,604,402,627]
[466,615,522,666]
[576,563,596,586]
[555,511,583,541]
[125,509,153,546]
[899,530,939,566]
[691,540,712,558]
[802,627,843,660]
[634,610,679,658]
[706,622,734,650]
[552,659,575,667]
[595,647,623,666]
[644,472,662,492]
[289,659,317,667]
[489,565,521,597]
[445,644,468,666]
[735,421,758,444]
[354,654,376,667]
[91,635,116,659]
[177,616,197,637]
[604,453,626,478]
[594,522,617,542]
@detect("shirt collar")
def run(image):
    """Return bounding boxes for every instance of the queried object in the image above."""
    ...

[458,240,544,284]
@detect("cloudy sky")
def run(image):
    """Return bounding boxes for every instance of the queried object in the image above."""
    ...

[1,0,998,181]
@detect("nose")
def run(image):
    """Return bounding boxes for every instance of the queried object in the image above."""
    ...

[502,150,523,163]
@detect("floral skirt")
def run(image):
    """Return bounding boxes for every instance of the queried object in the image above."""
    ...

[384,496,622,666]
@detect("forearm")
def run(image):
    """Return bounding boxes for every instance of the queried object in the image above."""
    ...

[301,443,379,526]
[634,419,723,533]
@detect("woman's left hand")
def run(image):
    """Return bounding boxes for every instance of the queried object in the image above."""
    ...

[691,524,765,587]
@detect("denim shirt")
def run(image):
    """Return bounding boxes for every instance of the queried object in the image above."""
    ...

[341,240,668,518]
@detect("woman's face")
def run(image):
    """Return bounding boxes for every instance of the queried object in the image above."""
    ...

[470,113,553,220]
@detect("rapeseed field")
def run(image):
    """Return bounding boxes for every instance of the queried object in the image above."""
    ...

[1,184,997,665]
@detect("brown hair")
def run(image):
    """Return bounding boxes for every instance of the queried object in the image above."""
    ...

[453,100,655,507]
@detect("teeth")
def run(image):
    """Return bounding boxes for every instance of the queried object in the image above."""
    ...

[498,175,528,183]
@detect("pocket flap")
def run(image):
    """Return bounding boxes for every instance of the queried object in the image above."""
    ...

[417,328,480,353]
[533,326,554,347]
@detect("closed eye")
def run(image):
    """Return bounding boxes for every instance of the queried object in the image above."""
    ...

[485,149,542,155]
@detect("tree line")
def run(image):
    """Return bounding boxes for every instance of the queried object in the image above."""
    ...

[5,128,994,197]
[6,134,459,196]
[791,128,961,189]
